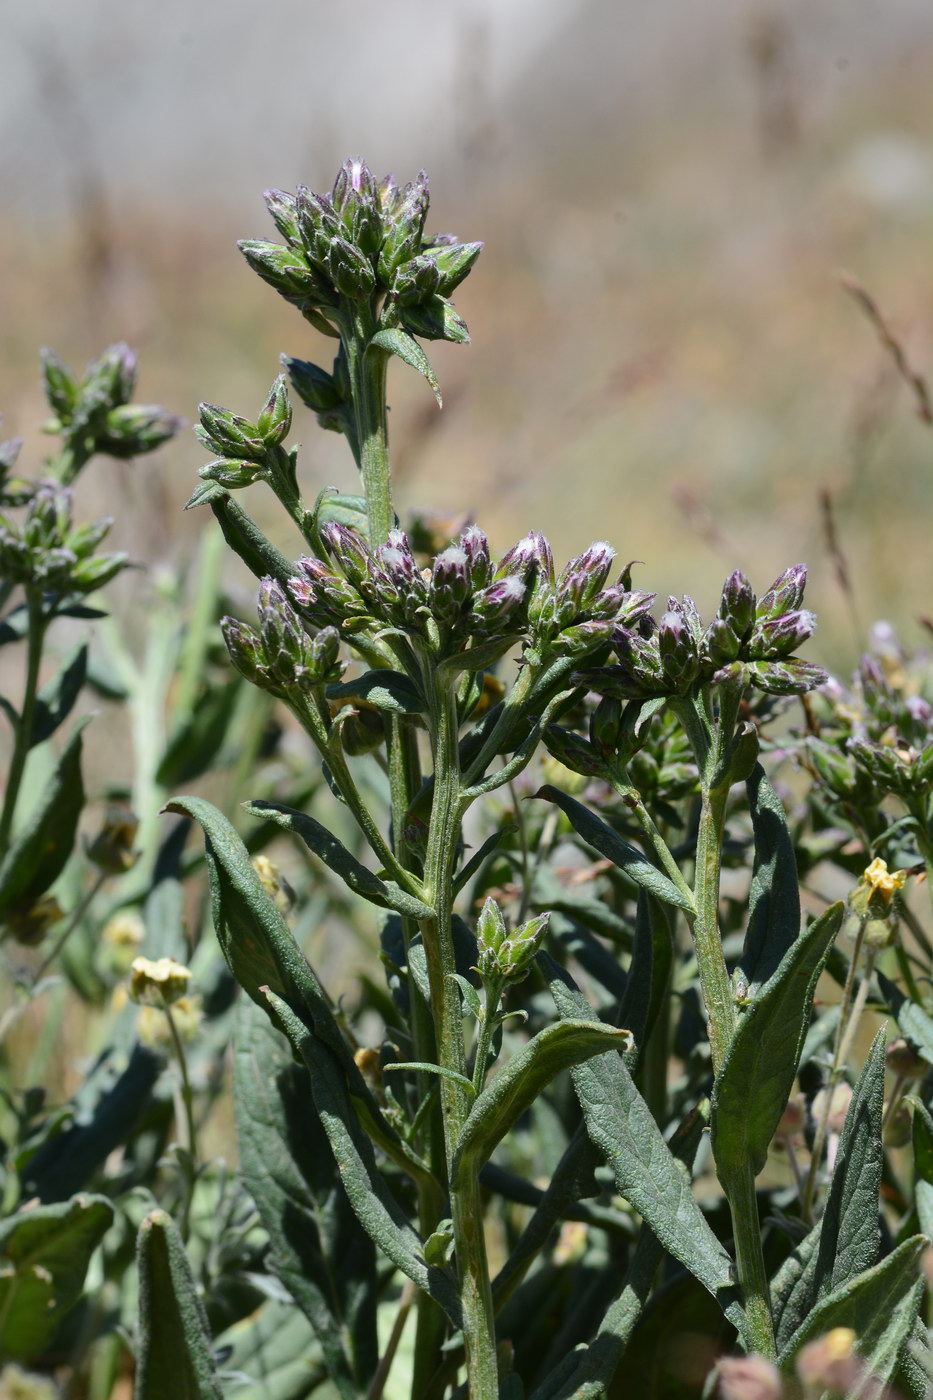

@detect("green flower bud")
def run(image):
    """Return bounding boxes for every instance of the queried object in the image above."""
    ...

[40,348,79,420]
[97,404,183,458]
[256,374,292,447]
[399,295,470,345]
[263,188,302,244]
[328,237,376,300]
[196,402,266,463]
[86,805,139,874]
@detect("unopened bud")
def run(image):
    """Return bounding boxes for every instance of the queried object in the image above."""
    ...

[86,805,139,874]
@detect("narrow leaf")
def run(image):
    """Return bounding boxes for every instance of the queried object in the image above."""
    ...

[233,1000,376,1396]
[135,1208,223,1399]
[215,1301,328,1399]
[618,891,673,1072]
[878,970,933,1062]
[533,786,695,913]
[0,717,88,919]
[244,799,432,920]
[369,328,442,406]
[0,1192,113,1361]
[773,1029,886,1351]
[738,763,800,994]
[778,1235,927,1391]
[712,901,843,1184]
[263,989,461,1324]
[453,1020,632,1186]
[208,492,295,587]
[30,641,88,747]
[540,953,749,1346]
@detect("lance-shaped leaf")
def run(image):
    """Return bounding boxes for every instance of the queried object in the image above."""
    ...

[737,763,800,995]
[0,1192,113,1361]
[618,891,673,1072]
[911,1101,933,1240]
[29,640,88,747]
[244,799,432,920]
[215,1301,328,1400]
[712,901,843,1186]
[263,989,460,1324]
[326,669,425,715]
[233,999,376,1397]
[778,1236,927,1389]
[773,1029,886,1351]
[164,797,434,1199]
[878,970,933,1062]
[205,490,295,588]
[540,953,749,1347]
[369,327,442,406]
[452,1020,632,1187]
[135,1208,223,1400]
[0,716,88,919]
[533,786,695,913]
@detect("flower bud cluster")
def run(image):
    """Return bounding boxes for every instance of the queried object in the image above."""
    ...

[240,159,481,345]
[41,344,182,460]
[579,566,826,702]
[475,897,549,982]
[221,578,345,698]
[0,429,33,508]
[525,542,656,662]
[0,482,127,595]
[195,376,294,491]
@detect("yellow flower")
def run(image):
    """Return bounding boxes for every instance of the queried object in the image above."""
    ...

[861,857,906,906]
[128,956,192,1007]
[103,912,145,948]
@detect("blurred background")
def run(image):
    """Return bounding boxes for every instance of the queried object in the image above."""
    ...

[2,0,933,666]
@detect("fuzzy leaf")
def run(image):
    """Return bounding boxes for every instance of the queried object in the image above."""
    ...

[30,641,88,747]
[208,491,295,587]
[0,1193,113,1361]
[262,990,460,1324]
[244,798,432,920]
[135,1208,223,1399]
[453,1020,632,1187]
[157,682,243,787]
[540,953,749,1346]
[738,763,800,995]
[777,1236,927,1388]
[878,970,933,1062]
[533,786,695,913]
[327,669,425,715]
[712,901,843,1184]
[0,717,88,919]
[233,1000,376,1396]
[369,328,442,406]
[618,891,673,1072]
[773,1029,886,1350]
[215,1301,328,1399]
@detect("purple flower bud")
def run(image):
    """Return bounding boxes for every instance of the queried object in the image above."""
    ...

[289,557,367,627]
[460,524,491,589]
[554,542,615,621]
[377,530,421,587]
[263,188,301,245]
[494,533,542,583]
[748,609,817,660]
[658,607,699,688]
[321,522,374,589]
[472,574,528,631]
[221,615,267,688]
[756,564,807,621]
[906,694,933,726]
[718,570,756,638]
[258,576,306,677]
[747,657,827,696]
[431,544,472,621]
[328,237,376,300]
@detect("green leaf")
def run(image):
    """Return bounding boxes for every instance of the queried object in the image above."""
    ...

[0,1192,114,1361]
[912,1102,933,1239]
[878,969,933,1061]
[207,491,295,587]
[453,1019,631,1186]
[157,682,243,787]
[540,953,749,1346]
[244,799,433,920]
[310,489,369,539]
[712,901,843,1184]
[135,1208,224,1399]
[533,786,695,914]
[369,328,442,407]
[215,1301,329,1399]
[437,635,522,682]
[738,763,800,995]
[262,989,460,1325]
[0,717,88,920]
[184,479,226,510]
[618,891,673,1073]
[233,1000,376,1397]
[773,1029,886,1351]
[163,797,456,1321]
[30,640,88,747]
[778,1236,927,1389]
[326,669,425,715]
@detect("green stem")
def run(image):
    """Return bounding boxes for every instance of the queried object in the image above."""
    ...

[472,975,505,1097]
[165,1003,198,1241]
[610,770,697,912]
[342,312,393,547]
[691,782,735,1074]
[0,590,46,859]
[419,678,498,1400]
[728,1166,776,1359]
[33,871,107,983]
